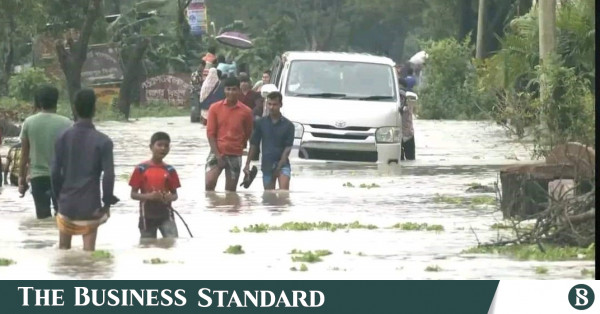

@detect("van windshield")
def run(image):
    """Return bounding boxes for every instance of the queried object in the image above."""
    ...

[285,60,397,101]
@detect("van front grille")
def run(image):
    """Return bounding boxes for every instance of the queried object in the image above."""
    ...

[309,124,371,131]
[310,132,368,140]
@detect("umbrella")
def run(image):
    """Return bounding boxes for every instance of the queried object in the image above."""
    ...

[409,50,428,65]
[215,32,253,49]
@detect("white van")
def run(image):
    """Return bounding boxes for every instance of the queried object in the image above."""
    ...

[266,51,404,164]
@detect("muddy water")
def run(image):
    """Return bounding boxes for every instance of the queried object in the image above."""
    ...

[0,117,593,279]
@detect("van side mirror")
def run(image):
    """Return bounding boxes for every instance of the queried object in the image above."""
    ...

[260,84,278,97]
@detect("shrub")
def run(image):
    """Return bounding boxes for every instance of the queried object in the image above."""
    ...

[8,68,53,101]
[419,37,492,120]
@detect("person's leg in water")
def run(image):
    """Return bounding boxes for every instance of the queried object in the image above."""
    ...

[404,137,415,160]
[158,218,178,238]
[277,165,291,190]
[205,153,224,191]
[82,229,98,251]
[31,176,53,219]
[224,156,241,192]
[59,231,72,249]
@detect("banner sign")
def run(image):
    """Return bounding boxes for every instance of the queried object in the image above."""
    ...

[0,280,498,313]
[81,44,123,84]
[187,0,207,36]
[140,74,191,106]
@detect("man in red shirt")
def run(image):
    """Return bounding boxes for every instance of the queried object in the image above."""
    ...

[205,77,253,192]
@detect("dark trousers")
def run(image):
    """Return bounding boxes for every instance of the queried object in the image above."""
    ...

[401,137,415,161]
[30,176,57,219]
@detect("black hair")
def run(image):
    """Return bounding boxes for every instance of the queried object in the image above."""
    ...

[150,131,170,146]
[208,46,216,54]
[224,76,240,88]
[199,60,206,67]
[239,75,250,83]
[73,88,96,118]
[266,91,283,104]
[263,70,271,76]
[34,85,59,110]
[217,55,225,63]
[406,68,414,75]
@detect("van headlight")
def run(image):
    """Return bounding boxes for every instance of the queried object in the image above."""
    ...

[375,127,401,143]
[293,122,304,139]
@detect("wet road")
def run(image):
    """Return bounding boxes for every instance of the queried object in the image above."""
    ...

[0,117,593,279]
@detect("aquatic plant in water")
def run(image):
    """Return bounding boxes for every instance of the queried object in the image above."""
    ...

[534,266,548,275]
[240,221,378,233]
[0,258,16,266]
[224,245,245,254]
[91,250,113,259]
[462,243,595,261]
[425,265,441,272]
[144,258,168,264]
[390,222,445,232]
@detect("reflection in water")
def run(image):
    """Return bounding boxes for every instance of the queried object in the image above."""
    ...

[261,191,292,209]
[50,250,114,279]
[139,237,178,249]
[205,192,242,212]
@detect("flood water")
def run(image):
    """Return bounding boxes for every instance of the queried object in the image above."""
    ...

[0,117,594,279]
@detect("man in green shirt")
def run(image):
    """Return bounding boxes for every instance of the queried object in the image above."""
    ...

[19,85,72,219]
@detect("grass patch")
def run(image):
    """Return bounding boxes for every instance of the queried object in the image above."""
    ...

[490,223,513,230]
[0,258,16,266]
[390,222,445,232]
[91,250,113,259]
[581,269,595,278]
[359,183,380,189]
[357,252,365,256]
[534,266,548,275]
[240,221,378,233]
[229,226,241,233]
[224,245,245,255]
[144,258,168,264]
[425,265,441,272]
[290,250,332,263]
[343,251,351,255]
[433,194,497,206]
[462,243,595,261]
[300,264,308,271]
[342,182,355,188]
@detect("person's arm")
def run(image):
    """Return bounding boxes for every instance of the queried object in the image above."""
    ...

[18,121,29,188]
[130,187,163,202]
[206,106,223,164]
[100,139,115,209]
[50,137,65,200]
[274,123,295,175]
[244,122,261,175]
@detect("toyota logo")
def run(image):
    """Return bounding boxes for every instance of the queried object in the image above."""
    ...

[334,121,347,128]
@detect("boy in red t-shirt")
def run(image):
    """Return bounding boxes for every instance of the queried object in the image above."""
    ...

[129,132,181,238]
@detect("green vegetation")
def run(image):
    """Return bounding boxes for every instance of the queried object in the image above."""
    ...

[490,223,513,230]
[290,250,332,263]
[357,252,366,257]
[118,173,131,181]
[433,194,496,206]
[390,222,445,232]
[229,226,241,233]
[299,264,308,272]
[462,243,595,261]
[0,258,16,266]
[343,251,351,255]
[144,258,168,264]
[342,182,355,188]
[534,266,548,275]
[425,265,442,272]
[224,245,245,255]
[241,221,378,233]
[359,183,380,189]
[91,250,113,259]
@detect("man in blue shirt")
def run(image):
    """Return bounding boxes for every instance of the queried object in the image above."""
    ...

[243,91,294,190]
[404,68,417,92]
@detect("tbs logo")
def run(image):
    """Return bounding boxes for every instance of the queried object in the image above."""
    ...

[569,284,595,310]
